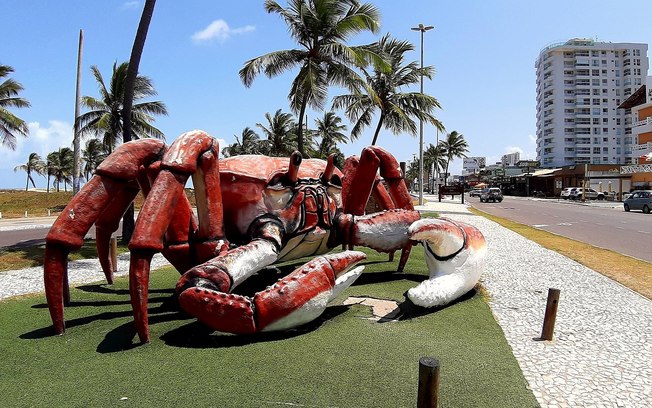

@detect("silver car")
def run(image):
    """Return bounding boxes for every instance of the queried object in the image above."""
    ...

[623,190,652,213]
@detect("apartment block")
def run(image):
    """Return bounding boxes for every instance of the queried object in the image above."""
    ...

[501,152,520,167]
[535,38,649,167]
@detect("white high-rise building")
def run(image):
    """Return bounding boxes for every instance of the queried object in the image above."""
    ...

[501,152,520,167]
[535,38,649,167]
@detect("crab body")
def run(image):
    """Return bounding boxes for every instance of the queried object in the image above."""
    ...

[43,130,486,343]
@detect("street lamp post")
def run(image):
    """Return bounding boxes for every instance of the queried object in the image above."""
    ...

[412,23,433,206]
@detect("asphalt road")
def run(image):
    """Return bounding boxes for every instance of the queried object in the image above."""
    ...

[2,198,650,264]
[469,195,652,263]
[0,222,110,248]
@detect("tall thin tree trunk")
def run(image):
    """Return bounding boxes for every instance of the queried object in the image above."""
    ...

[121,0,156,245]
[371,114,385,146]
[297,96,308,156]
[25,172,29,191]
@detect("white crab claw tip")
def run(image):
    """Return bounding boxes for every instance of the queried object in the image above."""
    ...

[409,218,465,258]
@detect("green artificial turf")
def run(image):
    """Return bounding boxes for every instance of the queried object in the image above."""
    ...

[0,248,537,408]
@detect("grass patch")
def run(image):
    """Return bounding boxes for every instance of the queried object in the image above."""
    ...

[0,239,130,272]
[0,190,75,218]
[470,207,652,300]
[0,248,536,407]
[0,189,196,219]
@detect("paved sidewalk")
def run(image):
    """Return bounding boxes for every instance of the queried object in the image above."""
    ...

[417,196,651,408]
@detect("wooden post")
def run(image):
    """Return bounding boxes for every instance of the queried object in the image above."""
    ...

[417,357,440,408]
[540,288,561,340]
[110,237,118,272]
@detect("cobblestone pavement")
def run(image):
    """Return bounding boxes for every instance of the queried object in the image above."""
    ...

[417,197,652,408]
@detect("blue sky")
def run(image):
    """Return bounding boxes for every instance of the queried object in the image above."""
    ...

[1,0,651,189]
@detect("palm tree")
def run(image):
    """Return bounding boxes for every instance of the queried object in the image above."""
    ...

[47,148,74,192]
[76,61,167,153]
[240,0,383,156]
[45,152,58,193]
[222,127,264,157]
[441,131,469,186]
[14,152,45,191]
[81,139,108,181]
[423,143,446,192]
[0,64,31,150]
[332,34,444,146]
[311,111,348,167]
[256,109,296,157]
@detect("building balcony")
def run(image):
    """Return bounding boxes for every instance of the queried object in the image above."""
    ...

[633,117,652,133]
[632,142,652,158]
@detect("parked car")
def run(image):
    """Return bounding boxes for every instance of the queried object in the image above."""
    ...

[560,187,577,200]
[569,188,606,200]
[469,188,486,197]
[480,187,503,203]
[623,190,652,213]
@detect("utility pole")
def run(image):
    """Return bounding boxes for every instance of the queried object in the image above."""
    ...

[411,23,434,206]
[72,29,83,194]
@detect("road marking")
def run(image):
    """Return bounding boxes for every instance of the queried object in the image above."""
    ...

[558,222,572,226]
[532,224,549,228]
[638,231,651,235]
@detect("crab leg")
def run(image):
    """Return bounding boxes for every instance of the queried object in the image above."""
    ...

[94,184,141,284]
[177,251,366,334]
[128,130,226,342]
[341,146,416,270]
[44,139,165,335]
[336,210,421,254]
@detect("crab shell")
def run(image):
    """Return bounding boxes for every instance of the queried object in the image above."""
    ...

[217,155,343,241]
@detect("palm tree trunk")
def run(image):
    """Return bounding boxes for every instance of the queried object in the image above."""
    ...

[121,0,156,245]
[371,114,385,146]
[47,175,50,193]
[25,172,29,191]
[297,96,309,156]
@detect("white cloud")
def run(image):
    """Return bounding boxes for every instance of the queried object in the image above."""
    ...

[0,120,74,171]
[191,19,255,43]
[121,1,140,10]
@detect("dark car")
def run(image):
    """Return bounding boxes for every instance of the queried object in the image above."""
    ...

[623,190,652,213]
[480,187,503,203]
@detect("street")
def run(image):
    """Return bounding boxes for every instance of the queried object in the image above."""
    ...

[469,195,652,263]
[1,198,651,264]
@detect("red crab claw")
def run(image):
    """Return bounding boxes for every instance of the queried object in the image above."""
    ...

[341,146,416,271]
[177,251,367,334]
[407,218,487,308]
[44,139,166,335]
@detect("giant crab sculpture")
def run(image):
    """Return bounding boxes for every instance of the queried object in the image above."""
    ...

[44,130,486,343]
